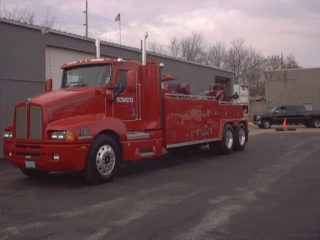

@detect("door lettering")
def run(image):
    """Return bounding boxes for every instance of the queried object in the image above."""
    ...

[116,97,134,103]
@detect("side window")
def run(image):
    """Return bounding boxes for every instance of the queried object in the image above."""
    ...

[116,70,127,88]
[278,107,287,114]
[287,106,296,111]
[66,75,81,85]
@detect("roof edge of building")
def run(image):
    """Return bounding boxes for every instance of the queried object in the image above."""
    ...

[264,67,320,73]
[0,17,234,75]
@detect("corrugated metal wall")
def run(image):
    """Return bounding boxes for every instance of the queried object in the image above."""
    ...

[0,18,234,158]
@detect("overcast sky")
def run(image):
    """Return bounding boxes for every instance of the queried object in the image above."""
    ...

[2,0,320,67]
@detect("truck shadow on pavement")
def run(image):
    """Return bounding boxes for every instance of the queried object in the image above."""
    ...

[7,146,235,189]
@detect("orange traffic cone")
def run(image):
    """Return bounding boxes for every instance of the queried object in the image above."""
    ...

[283,118,287,130]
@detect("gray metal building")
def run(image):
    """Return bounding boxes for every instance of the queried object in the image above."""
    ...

[264,68,320,110]
[0,18,234,157]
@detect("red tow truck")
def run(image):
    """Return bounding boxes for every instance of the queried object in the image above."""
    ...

[2,33,249,184]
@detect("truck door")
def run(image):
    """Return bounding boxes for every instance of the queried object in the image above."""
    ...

[273,106,287,124]
[286,106,298,124]
[112,69,137,121]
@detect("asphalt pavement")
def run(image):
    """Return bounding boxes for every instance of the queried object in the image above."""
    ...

[1,128,320,240]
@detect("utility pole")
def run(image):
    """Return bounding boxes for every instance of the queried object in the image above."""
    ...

[83,0,88,37]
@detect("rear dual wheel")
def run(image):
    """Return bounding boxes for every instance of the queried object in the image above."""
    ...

[234,123,247,151]
[209,123,247,154]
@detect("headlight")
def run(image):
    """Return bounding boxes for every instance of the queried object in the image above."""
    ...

[256,116,260,120]
[3,131,13,139]
[51,131,74,141]
[51,131,66,140]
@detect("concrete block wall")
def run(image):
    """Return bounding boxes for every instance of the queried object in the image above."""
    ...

[264,68,320,110]
[248,101,267,120]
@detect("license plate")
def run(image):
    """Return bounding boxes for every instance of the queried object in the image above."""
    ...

[25,161,36,169]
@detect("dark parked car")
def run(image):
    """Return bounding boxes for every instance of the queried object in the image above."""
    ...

[253,105,320,129]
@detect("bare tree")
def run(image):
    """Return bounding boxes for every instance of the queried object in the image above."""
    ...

[284,53,300,69]
[264,55,282,70]
[39,7,57,28]
[265,53,300,70]
[148,42,167,55]
[243,48,266,96]
[180,31,207,63]
[207,41,227,68]
[224,38,248,84]
[167,37,181,58]
[216,39,267,96]
[1,5,35,24]
[1,4,57,28]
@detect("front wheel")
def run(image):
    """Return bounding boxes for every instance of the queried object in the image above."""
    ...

[261,120,271,129]
[84,134,121,184]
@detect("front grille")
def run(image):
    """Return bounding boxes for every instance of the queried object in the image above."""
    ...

[14,105,42,140]
[30,106,42,140]
[15,106,27,139]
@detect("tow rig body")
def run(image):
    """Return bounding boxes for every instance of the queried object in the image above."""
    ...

[2,34,248,184]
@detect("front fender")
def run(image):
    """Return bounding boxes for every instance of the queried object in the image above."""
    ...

[45,113,127,142]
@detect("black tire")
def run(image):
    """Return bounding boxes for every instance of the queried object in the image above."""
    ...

[20,168,49,178]
[261,119,271,129]
[84,134,121,184]
[311,118,320,128]
[234,123,247,151]
[209,123,234,155]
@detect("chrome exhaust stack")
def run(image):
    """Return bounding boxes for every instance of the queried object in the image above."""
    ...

[95,38,100,59]
[141,32,148,65]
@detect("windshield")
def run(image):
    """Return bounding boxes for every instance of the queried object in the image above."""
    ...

[62,64,111,88]
[266,106,277,113]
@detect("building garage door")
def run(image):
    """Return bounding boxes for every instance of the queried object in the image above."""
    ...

[45,46,107,90]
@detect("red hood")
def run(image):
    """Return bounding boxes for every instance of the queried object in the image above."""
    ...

[28,87,105,123]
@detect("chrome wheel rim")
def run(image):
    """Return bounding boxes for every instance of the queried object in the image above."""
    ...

[225,129,233,149]
[264,121,270,128]
[314,120,320,128]
[96,145,116,176]
[239,128,246,146]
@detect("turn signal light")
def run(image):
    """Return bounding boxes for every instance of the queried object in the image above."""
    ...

[66,131,74,141]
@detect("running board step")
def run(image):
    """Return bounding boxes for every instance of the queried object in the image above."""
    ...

[139,147,155,158]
